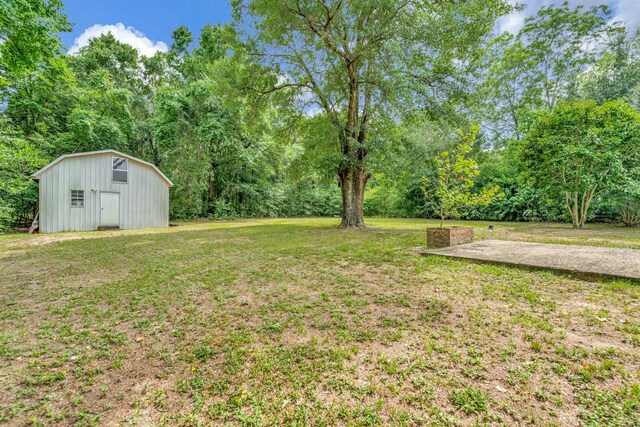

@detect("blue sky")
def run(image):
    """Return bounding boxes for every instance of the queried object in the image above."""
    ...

[60,0,233,55]
[497,0,639,34]
[60,1,638,57]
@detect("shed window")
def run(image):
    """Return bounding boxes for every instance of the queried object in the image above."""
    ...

[112,157,128,183]
[71,190,85,207]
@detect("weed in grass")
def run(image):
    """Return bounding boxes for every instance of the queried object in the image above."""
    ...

[577,384,640,426]
[450,386,490,414]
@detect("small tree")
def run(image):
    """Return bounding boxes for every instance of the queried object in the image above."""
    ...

[423,126,503,227]
[621,200,640,228]
[616,181,640,228]
[521,100,640,228]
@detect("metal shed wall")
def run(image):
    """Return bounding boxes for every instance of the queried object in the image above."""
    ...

[38,153,170,233]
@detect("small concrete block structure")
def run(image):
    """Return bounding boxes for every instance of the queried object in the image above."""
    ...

[427,226,474,248]
[32,150,173,233]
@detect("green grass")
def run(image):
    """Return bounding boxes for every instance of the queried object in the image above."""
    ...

[0,218,639,426]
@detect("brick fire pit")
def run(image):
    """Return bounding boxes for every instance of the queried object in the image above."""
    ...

[427,226,474,248]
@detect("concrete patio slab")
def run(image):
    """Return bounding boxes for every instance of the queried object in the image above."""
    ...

[421,239,640,281]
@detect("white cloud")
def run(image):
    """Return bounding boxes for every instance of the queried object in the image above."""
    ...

[612,0,640,30]
[497,0,640,34]
[498,12,526,34]
[69,23,168,57]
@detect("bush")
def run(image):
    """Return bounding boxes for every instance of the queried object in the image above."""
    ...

[212,199,238,219]
[0,202,13,232]
[620,202,640,227]
[468,185,565,222]
[0,130,48,231]
[279,180,341,217]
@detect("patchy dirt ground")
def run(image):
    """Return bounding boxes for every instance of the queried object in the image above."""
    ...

[0,218,639,426]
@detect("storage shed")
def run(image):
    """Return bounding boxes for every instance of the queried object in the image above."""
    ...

[32,150,173,233]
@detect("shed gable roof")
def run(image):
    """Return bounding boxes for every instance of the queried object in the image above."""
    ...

[32,150,174,187]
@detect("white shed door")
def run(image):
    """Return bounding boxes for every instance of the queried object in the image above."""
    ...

[100,192,120,227]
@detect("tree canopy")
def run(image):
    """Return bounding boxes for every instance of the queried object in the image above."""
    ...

[0,0,71,90]
[1,0,640,231]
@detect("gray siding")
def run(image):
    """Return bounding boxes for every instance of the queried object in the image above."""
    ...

[38,153,170,233]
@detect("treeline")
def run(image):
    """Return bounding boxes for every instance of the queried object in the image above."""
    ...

[363,3,640,224]
[1,21,341,227]
[1,1,639,230]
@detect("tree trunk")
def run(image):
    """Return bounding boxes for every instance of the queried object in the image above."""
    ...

[571,192,579,228]
[565,189,596,229]
[621,205,640,227]
[339,168,369,229]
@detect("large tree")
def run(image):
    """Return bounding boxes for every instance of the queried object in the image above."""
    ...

[521,100,640,228]
[233,0,511,228]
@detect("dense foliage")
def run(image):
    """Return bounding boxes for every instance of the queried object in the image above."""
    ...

[1,0,640,231]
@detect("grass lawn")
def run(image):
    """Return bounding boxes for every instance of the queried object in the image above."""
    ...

[1,218,639,426]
